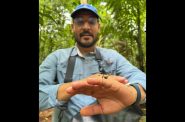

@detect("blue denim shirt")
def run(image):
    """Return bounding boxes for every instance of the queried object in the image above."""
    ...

[39,47,146,122]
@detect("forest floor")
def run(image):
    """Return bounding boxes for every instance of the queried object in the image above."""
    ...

[39,107,146,122]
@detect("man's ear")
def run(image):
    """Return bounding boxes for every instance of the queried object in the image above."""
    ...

[71,23,74,33]
[98,23,100,33]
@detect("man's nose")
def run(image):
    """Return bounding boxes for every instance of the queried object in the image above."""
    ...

[82,22,90,30]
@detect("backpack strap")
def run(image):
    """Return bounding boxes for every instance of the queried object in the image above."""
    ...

[95,48,106,74]
[64,47,76,83]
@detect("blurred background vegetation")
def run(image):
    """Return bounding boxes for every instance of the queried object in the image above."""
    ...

[39,0,146,121]
[39,0,146,72]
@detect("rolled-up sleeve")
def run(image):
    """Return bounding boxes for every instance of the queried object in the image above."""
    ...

[39,52,66,111]
[115,52,146,90]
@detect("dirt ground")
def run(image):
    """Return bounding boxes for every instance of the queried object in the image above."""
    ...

[39,109,53,122]
[39,106,146,122]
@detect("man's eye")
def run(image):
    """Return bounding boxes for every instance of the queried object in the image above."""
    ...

[78,20,84,25]
[88,18,97,25]
[75,18,84,25]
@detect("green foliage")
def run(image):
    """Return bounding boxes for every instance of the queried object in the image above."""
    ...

[39,0,146,72]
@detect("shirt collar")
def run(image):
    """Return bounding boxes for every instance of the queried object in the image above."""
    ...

[76,46,84,57]
[74,44,96,57]
[70,47,78,56]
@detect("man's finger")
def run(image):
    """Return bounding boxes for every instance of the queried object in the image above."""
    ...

[66,85,96,96]
[65,86,77,95]
[71,81,92,90]
[80,104,103,116]
[113,76,128,84]
[87,78,112,88]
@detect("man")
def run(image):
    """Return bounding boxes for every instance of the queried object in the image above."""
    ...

[39,4,146,122]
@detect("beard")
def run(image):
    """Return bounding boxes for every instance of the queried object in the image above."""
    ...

[74,31,99,48]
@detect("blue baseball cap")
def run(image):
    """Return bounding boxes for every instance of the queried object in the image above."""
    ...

[71,4,100,19]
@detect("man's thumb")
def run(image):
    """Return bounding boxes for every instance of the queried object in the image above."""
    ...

[80,104,103,116]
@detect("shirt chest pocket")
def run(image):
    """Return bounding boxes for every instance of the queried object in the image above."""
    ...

[85,61,116,76]
[101,59,116,75]
[103,65,116,75]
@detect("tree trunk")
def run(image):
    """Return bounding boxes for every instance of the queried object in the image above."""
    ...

[136,4,145,71]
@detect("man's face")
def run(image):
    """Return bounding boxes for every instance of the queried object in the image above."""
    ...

[72,11,100,48]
